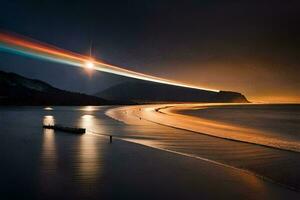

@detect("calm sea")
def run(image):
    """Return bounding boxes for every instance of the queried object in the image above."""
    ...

[0,105,300,197]
[179,104,300,145]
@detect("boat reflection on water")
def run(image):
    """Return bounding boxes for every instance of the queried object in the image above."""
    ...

[77,114,102,185]
[39,111,105,195]
[41,127,57,173]
[40,115,57,193]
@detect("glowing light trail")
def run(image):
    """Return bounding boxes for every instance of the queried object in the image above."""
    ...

[0,32,219,92]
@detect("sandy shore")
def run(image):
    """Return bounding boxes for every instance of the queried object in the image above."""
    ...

[106,104,300,191]
[107,104,300,152]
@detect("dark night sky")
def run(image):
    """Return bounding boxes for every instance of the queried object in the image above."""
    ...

[0,0,299,102]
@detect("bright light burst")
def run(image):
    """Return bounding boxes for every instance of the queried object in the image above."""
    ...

[85,61,94,69]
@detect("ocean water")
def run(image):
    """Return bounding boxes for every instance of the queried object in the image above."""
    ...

[178,104,300,143]
[0,105,300,197]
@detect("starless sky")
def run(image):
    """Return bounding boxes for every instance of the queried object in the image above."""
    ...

[0,0,299,102]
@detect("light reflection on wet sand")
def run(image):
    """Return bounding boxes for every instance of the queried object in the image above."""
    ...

[110,104,300,152]
[106,104,300,191]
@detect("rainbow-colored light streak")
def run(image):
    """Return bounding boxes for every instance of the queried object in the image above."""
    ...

[0,32,219,92]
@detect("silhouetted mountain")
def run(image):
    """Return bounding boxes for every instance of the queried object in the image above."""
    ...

[96,80,249,103]
[0,70,113,105]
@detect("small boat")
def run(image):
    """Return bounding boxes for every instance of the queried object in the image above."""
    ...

[43,124,85,134]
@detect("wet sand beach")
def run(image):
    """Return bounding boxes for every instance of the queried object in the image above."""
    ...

[107,104,300,191]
